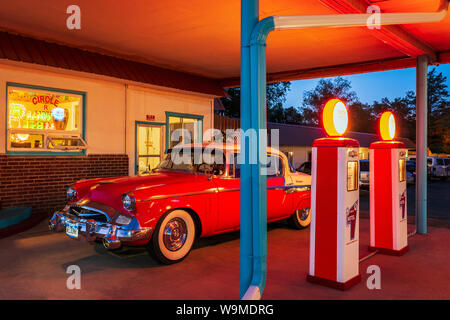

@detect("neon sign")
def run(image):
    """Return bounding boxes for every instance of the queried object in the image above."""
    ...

[51,108,65,121]
[31,95,59,107]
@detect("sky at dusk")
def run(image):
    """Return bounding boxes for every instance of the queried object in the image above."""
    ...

[284,64,450,109]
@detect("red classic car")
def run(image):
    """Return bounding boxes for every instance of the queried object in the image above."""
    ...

[49,143,311,264]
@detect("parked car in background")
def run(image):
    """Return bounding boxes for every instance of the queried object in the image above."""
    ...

[359,159,370,188]
[49,143,312,264]
[429,157,449,179]
[406,160,416,184]
[297,161,311,175]
[409,156,449,180]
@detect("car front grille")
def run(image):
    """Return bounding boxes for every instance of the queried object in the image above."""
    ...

[68,205,108,223]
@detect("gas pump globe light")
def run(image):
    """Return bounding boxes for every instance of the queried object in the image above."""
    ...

[323,99,348,137]
[380,111,396,140]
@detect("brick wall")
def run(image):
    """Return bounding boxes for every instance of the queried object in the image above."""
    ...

[0,154,128,216]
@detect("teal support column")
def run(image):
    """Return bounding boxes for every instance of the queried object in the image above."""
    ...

[240,0,260,299]
[241,0,275,297]
[237,0,447,299]
[416,55,429,234]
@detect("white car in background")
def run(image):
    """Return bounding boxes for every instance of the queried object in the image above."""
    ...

[430,157,449,179]
[359,159,370,188]
[409,156,449,179]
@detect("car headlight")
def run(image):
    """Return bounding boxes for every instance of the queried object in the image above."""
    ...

[115,215,132,226]
[67,187,77,200]
[122,193,136,211]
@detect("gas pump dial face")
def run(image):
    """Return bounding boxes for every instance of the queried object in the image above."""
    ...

[323,99,348,137]
[380,111,396,140]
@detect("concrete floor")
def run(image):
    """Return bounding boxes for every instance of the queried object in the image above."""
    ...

[360,180,450,221]
[0,215,448,300]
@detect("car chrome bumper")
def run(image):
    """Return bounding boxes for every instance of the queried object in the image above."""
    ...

[49,210,152,250]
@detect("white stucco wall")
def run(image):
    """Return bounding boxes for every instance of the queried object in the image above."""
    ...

[126,85,214,174]
[0,62,215,175]
[0,62,126,155]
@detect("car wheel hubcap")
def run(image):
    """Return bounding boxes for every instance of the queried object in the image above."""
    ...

[298,208,310,221]
[163,218,187,251]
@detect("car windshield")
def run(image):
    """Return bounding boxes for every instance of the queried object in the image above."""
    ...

[155,147,226,175]
[360,160,369,172]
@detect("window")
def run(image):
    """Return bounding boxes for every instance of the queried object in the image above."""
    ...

[7,84,86,153]
[265,154,283,177]
[166,112,203,150]
[230,153,241,178]
[297,161,311,175]
[230,153,283,178]
[399,159,406,182]
[157,147,225,176]
[347,161,358,191]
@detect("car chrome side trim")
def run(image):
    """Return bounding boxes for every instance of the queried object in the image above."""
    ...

[138,184,311,202]
[139,188,219,202]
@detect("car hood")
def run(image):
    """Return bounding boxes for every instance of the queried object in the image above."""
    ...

[80,171,210,211]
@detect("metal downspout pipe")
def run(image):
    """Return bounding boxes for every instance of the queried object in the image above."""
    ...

[240,0,261,300]
[240,0,448,300]
[416,55,429,234]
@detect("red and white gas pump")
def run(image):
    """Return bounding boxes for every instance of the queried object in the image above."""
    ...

[307,99,361,290]
[369,112,408,255]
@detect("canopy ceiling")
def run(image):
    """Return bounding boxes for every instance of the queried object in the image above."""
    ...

[0,0,448,87]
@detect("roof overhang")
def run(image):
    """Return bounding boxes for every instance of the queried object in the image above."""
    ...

[0,0,448,91]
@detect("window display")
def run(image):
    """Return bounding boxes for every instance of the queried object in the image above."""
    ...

[7,85,87,152]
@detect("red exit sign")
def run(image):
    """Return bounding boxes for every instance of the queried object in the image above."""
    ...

[146,115,155,121]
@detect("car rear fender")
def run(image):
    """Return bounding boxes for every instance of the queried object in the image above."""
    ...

[293,193,311,211]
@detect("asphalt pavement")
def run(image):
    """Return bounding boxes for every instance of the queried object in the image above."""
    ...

[0,180,448,299]
[359,179,450,221]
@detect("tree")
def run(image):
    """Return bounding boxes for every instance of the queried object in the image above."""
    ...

[283,106,304,125]
[220,87,241,118]
[372,97,415,141]
[219,82,292,121]
[347,102,376,134]
[301,77,359,126]
[405,67,450,153]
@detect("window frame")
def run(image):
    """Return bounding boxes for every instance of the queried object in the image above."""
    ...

[165,111,203,153]
[135,120,166,175]
[229,152,284,179]
[265,153,284,178]
[5,82,87,156]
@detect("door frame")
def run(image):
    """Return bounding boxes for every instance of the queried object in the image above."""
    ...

[135,121,166,175]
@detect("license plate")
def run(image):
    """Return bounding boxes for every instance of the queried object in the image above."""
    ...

[66,222,79,239]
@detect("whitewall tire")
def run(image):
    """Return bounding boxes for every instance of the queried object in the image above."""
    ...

[288,207,311,229]
[147,210,196,264]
